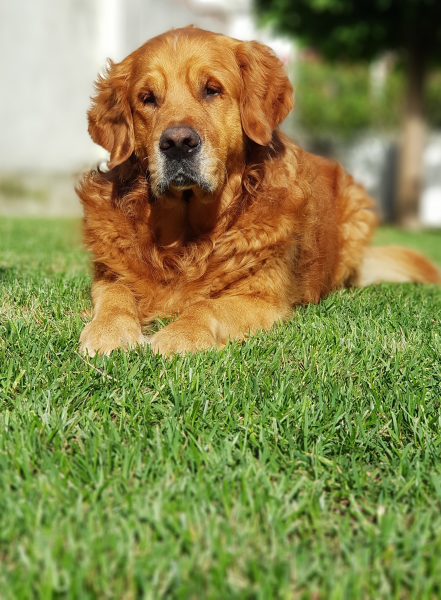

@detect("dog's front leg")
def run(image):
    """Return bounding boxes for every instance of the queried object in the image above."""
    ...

[149,296,286,355]
[80,280,144,356]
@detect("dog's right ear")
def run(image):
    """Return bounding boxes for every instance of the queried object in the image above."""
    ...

[236,41,294,146]
[88,58,134,169]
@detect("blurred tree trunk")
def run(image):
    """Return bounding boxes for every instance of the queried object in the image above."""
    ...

[396,39,426,227]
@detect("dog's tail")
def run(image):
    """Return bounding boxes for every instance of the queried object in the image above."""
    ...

[356,246,441,287]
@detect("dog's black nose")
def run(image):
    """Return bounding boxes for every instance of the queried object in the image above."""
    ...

[159,126,201,160]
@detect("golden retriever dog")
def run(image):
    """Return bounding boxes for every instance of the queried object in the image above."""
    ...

[77,26,441,356]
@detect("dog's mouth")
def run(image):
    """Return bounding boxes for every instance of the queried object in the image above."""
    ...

[169,171,198,191]
[155,157,214,196]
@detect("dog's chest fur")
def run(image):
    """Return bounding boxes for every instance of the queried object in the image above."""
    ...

[130,195,298,323]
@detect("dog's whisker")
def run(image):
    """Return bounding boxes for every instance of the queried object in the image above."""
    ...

[210,157,229,183]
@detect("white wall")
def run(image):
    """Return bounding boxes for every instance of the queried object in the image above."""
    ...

[122,0,227,58]
[0,0,101,171]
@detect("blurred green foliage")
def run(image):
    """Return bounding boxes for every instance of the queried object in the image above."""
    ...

[294,60,441,139]
[0,177,47,201]
[294,61,371,139]
[256,0,441,63]
[427,70,441,128]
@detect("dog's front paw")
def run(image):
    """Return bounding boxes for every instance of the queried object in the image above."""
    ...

[148,322,219,356]
[80,317,145,356]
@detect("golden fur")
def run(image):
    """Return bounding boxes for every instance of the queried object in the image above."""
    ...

[77,27,441,356]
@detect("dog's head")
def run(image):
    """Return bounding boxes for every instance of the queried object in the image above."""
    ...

[88,27,294,201]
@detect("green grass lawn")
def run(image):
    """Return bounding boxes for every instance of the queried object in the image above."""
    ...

[1,218,441,599]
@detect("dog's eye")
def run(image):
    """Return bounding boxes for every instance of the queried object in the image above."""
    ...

[205,85,221,99]
[140,92,156,105]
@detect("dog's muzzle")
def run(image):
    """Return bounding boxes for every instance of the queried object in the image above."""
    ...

[155,125,214,193]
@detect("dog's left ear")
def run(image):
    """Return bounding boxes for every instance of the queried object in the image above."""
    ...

[235,41,294,146]
[88,57,135,169]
